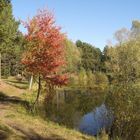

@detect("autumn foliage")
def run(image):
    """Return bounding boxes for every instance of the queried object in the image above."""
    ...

[22,9,67,86]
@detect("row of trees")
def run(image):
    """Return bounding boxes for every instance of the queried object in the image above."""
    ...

[1,0,140,91]
[0,0,108,88]
[1,1,140,85]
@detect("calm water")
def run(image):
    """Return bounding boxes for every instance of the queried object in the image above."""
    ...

[45,89,112,136]
[79,104,112,135]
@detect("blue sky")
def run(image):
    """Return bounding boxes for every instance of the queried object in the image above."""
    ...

[12,0,140,50]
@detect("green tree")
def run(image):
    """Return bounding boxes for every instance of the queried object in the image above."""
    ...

[105,21,140,139]
[64,39,81,73]
[86,70,96,88]
[131,20,140,38]
[106,86,140,140]
[0,0,22,78]
[106,40,140,85]
[78,68,87,87]
[76,40,102,72]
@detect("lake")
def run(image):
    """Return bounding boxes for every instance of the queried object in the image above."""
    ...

[45,89,113,136]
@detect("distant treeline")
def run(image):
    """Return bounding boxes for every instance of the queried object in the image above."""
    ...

[0,0,140,87]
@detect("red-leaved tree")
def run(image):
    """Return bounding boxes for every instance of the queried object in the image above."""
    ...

[22,9,68,104]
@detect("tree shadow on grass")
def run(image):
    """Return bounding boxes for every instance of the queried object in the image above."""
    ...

[0,123,13,140]
[0,130,8,140]
[0,92,30,109]
[0,123,66,140]
[4,81,28,89]
[6,80,28,84]
[8,124,66,140]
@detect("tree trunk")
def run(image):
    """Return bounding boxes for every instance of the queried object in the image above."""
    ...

[56,91,59,110]
[29,75,33,90]
[34,75,41,105]
[0,53,1,81]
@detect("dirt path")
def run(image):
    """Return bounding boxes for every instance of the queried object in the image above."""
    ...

[0,81,31,139]
[0,80,27,122]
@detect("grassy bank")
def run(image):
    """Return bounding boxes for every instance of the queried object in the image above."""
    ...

[0,79,97,140]
[0,105,96,140]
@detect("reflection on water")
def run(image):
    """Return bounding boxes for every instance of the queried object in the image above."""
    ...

[45,86,140,139]
[45,89,112,135]
[78,104,112,135]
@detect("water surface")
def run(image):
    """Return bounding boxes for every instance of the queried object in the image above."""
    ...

[45,89,112,135]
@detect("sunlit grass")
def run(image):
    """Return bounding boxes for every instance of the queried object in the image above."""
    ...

[3,76,29,90]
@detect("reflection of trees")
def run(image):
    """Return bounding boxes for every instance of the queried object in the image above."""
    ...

[45,89,106,128]
[105,86,140,140]
[73,90,106,115]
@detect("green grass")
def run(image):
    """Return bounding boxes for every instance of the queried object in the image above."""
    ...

[0,104,96,140]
